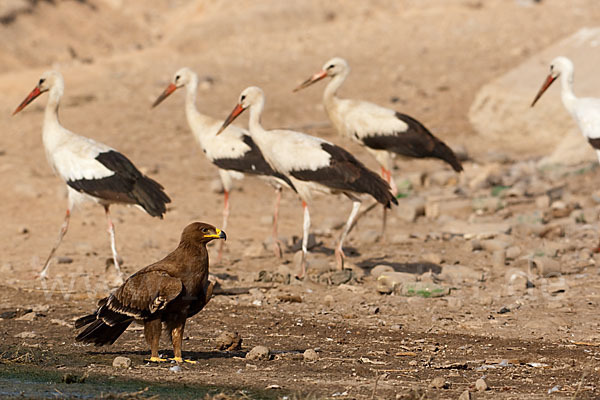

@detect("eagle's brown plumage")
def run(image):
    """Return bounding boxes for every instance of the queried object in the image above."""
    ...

[75,222,226,363]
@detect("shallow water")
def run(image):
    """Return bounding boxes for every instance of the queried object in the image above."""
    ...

[0,365,279,399]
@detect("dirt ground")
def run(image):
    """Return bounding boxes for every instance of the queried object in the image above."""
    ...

[3,0,600,398]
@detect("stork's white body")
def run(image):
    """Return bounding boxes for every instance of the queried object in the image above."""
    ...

[228,87,396,277]
[325,94,409,171]
[558,84,600,161]
[182,84,248,190]
[298,57,463,193]
[43,114,114,208]
[15,71,170,281]
[156,68,292,259]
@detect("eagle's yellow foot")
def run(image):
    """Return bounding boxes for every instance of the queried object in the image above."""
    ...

[145,356,167,363]
[169,357,197,364]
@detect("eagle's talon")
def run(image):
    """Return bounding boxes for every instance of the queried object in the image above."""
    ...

[145,356,167,363]
[169,357,197,364]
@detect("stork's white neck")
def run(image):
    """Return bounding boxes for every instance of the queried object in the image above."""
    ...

[559,68,577,115]
[183,76,215,137]
[43,85,62,129]
[248,97,265,136]
[323,70,348,110]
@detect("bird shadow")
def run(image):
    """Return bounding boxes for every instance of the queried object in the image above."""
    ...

[286,236,361,258]
[87,348,307,361]
[356,258,442,275]
[84,349,247,360]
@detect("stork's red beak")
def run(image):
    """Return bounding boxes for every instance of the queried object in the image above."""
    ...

[216,103,245,135]
[293,70,328,92]
[13,86,42,115]
[531,74,557,107]
[152,83,178,108]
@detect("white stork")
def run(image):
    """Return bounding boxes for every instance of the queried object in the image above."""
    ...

[217,86,397,278]
[13,70,171,281]
[294,57,463,230]
[531,56,600,157]
[152,67,295,259]
[531,56,600,251]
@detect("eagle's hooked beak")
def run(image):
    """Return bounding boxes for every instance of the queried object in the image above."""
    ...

[205,228,227,241]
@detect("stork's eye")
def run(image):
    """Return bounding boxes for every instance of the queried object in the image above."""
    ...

[38,78,45,85]
[175,75,180,82]
[326,65,335,70]
[240,95,246,102]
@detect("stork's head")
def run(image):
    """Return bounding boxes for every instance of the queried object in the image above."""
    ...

[152,67,197,108]
[531,56,574,107]
[13,70,64,115]
[548,56,573,79]
[217,86,264,135]
[293,57,350,92]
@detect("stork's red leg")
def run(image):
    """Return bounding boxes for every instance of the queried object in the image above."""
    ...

[272,186,283,258]
[38,209,71,280]
[297,201,310,279]
[335,200,362,270]
[104,205,123,282]
[217,190,230,263]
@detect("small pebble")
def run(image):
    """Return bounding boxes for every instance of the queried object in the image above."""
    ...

[475,377,489,391]
[112,356,131,369]
[458,390,472,400]
[15,312,36,321]
[246,345,270,361]
[15,331,36,339]
[215,331,242,351]
[169,365,182,372]
[491,250,506,268]
[429,376,449,389]
[505,245,521,260]
[303,349,319,362]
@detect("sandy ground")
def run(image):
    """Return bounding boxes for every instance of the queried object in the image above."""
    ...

[3,0,600,398]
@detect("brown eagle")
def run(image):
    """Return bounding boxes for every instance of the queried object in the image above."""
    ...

[75,222,226,363]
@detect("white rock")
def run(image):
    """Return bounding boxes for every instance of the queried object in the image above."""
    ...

[376,272,416,294]
[15,331,36,339]
[438,265,482,284]
[112,356,131,368]
[491,250,506,269]
[246,345,270,361]
[15,312,35,321]
[371,264,395,279]
[303,349,319,362]
[475,377,489,391]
